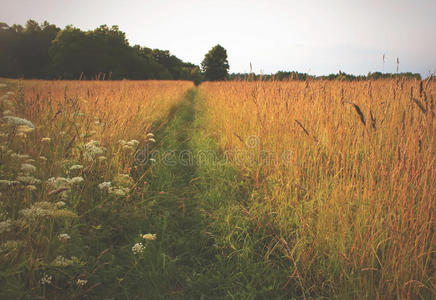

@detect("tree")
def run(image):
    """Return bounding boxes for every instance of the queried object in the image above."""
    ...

[201,44,229,81]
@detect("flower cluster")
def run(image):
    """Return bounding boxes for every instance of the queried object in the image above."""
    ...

[0,219,12,234]
[40,273,52,285]
[119,139,140,151]
[20,163,36,175]
[19,201,78,222]
[50,255,83,267]
[98,174,134,197]
[58,233,71,241]
[146,133,156,143]
[47,176,84,200]
[3,116,35,128]
[76,279,88,286]
[0,240,25,252]
[131,243,145,255]
[81,140,105,161]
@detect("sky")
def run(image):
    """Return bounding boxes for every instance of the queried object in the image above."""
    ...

[2,0,436,76]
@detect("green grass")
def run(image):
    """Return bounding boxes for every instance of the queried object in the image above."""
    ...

[1,85,298,299]
[88,88,296,299]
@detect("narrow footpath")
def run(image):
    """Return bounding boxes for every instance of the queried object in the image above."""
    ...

[134,88,292,299]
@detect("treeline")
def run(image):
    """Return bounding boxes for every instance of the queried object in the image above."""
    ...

[0,20,202,81]
[230,70,423,81]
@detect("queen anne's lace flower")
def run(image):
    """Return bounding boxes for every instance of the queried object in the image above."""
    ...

[98,181,112,190]
[17,176,41,185]
[58,233,71,241]
[40,274,52,285]
[70,177,84,184]
[76,279,87,286]
[21,163,36,174]
[69,165,83,171]
[108,187,130,197]
[132,243,145,255]
[50,255,75,267]
[82,140,105,161]
[3,116,34,128]
[0,220,12,234]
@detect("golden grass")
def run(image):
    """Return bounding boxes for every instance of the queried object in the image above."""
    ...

[198,79,435,298]
[0,80,192,297]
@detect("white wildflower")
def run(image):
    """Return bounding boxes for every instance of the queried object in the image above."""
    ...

[148,138,156,143]
[0,179,21,187]
[3,116,34,128]
[149,158,156,163]
[76,279,87,286]
[69,164,83,171]
[19,201,78,221]
[108,187,129,197]
[39,156,47,161]
[40,274,52,285]
[132,243,145,255]
[50,255,74,267]
[0,219,12,234]
[127,139,140,147]
[98,181,112,190]
[58,233,71,241]
[26,185,37,191]
[97,156,107,162]
[17,176,41,185]
[1,240,25,251]
[146,133,154,137]
[70,177,84,184]
[122,144,134,151]
[10,153,30,160]
[141,233,157,241]
[82,140,105,161]
[47,177,71,189]
[55,201,66,208]
[41,137,51,143]
[21,163,36,174]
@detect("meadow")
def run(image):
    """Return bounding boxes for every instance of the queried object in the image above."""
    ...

[0,78,434,299]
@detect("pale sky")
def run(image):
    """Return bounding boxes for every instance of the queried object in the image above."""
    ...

[2,0,436,76]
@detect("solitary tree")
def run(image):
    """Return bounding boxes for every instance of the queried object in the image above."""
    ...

[201,44,229,81]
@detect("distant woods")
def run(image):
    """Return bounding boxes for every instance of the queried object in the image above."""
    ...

[0,20,425,82]
[0,20,202,81]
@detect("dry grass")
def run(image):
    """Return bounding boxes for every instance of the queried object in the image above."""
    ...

[0,80,192,298]
[198,79,435,298]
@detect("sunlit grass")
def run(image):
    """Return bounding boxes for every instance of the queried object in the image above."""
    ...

[198,79,435,298]
[0,79,192,298]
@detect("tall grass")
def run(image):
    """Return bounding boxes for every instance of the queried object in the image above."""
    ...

[198,79,435,298]
[0,80,192,299]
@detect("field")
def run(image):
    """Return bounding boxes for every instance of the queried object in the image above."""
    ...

[0,78,435,299]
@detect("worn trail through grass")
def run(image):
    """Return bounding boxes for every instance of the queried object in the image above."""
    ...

[138,88,292,299]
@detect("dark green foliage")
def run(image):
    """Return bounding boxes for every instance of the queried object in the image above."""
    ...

[0,20,60,78]
[201,44,229,81]
[0,20,200,81]
[229,70,423,81]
